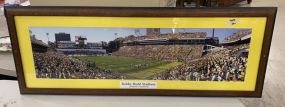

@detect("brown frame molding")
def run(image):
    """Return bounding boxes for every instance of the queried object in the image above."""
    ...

[5,6,277,97]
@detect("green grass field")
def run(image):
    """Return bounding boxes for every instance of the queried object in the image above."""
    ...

[75,56,180,79]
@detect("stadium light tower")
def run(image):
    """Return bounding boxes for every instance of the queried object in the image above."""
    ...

[172,28,176,34]
[46,33,50,42]
[114,33,118,39]
[114,33,118,49]
[212,28,215,38]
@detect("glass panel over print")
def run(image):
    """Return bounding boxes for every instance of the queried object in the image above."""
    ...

[29,27,251,82]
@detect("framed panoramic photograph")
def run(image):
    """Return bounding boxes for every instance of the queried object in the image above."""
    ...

[5,6,277,97]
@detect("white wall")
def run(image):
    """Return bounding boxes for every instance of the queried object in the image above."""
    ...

[0,37,10,43]
[0,6,9,37]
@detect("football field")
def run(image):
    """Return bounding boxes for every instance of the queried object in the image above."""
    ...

[75,56,180,79]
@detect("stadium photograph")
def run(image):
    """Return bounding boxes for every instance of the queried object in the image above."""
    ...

[29,27,251,82]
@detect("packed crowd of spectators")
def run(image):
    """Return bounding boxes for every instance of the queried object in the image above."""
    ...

[34,51,120,79]
[224,30,251,42]
[123,32,207,43]
[113,45,204,61]
[153,44,249,81]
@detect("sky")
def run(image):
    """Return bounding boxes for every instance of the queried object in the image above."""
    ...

[29,27,251,44]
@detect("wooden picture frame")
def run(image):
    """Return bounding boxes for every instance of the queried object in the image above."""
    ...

[5,6,277,97]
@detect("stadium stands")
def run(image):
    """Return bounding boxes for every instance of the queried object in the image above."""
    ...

[112,30,251,81]
[113,45,204,61]
[34,51,120,79]
[224,29,251,42]
[30,36,49,52]
[123,32,211,46]
[124,32,207,42]
[153,44,249,81]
